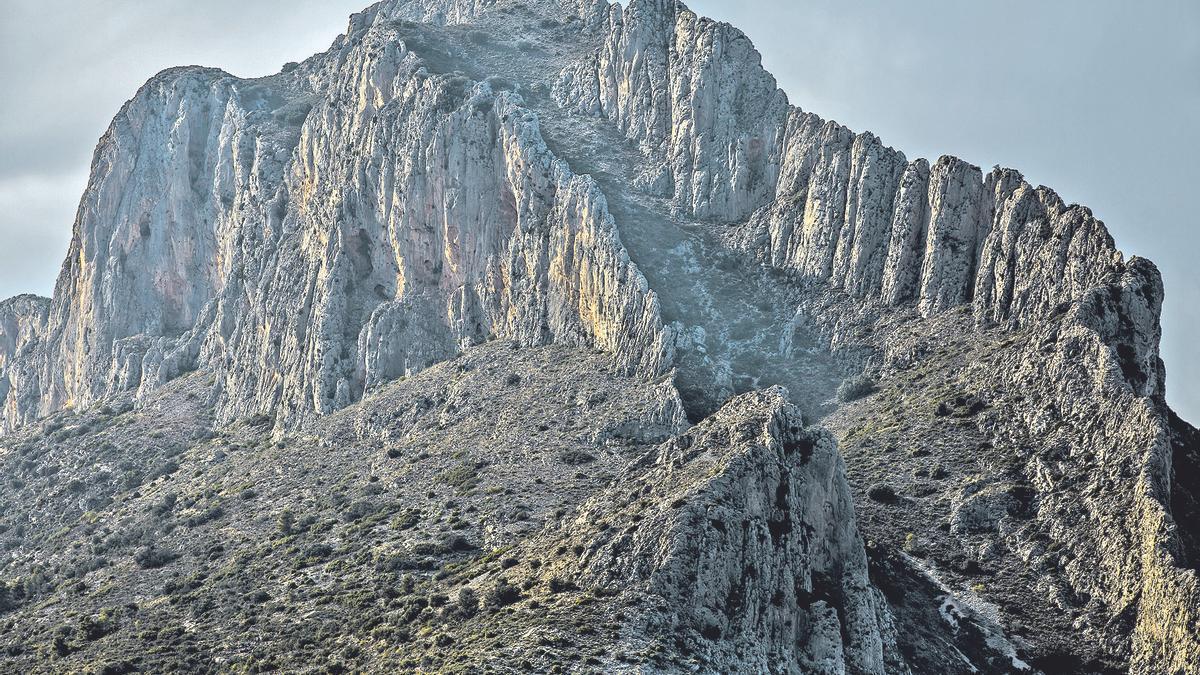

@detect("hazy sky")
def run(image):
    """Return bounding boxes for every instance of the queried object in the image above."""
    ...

[0,0,1196,422]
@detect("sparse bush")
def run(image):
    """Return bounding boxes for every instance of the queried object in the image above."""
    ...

[277,510,296,536]
[342,500,377,523]
[399,574,416,595]
[443,534,476,553]
[456,587,479,618]
[0,581,17,612]
[867,484,898,503]
[486,579,522,607]
[442,461,486,494]
[557,449,596,466]
[837,374,876,403]
[390,509,421,531]
[410,541,448,557]
[150,492,178,516]
[182,505,224,528]
[134,546,177,569]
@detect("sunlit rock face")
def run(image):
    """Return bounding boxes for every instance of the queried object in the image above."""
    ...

[553,388,910,673]
[0,295,49,434]
[3,10,672,430]
[556,0,1128,329]
[0,0,1196,671]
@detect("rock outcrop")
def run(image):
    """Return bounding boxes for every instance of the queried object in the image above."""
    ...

[564,388,909,673]
[0,0,1196,672]
[2,6,672,430]
[556,0,1126,330]
[0,295,49,435]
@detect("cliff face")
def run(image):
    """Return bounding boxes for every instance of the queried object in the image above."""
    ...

[4,4,671,431]
[0,296,49,434]
[559,389,909,673]
[555,0,1129,332]
[1,0,1196,672]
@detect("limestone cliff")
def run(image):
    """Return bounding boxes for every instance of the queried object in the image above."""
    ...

[0,0,1196,672]
[559,389,909,673]
[555,0,1126,330]
[0,295,48,435]
[3,5,672,431]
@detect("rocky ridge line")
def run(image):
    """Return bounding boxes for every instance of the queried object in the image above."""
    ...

[0,4,671,434]
[554,0,1133,333]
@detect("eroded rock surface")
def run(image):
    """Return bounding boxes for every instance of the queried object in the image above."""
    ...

[1,0,1196,673]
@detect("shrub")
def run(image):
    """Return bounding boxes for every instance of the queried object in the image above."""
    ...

[443,534,477,553]
[456,587,479,618]
[836,375,876,403]
[342,500,377,523]
[182,505,224,528]
[134,546,177,569]
[486,579,522,607]
[411,541,448,557]
[276,510,296,536]
[442,461,485,493]
[0,581,16,612]
[390,510,421,531]
[150,492,178,516]
[557,450,596,466]
[866,484,898,504]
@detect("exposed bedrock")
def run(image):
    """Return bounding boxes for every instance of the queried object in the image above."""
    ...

[0,0,1195,670]
[556,0,1126,330]
[1,13,671,430]
[541,388,910,673]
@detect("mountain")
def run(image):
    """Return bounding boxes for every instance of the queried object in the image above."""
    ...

[0,0,1196,672]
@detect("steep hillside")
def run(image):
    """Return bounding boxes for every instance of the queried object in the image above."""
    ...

[0,0,1196,672]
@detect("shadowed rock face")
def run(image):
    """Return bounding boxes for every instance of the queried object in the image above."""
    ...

[0,0,1196,672]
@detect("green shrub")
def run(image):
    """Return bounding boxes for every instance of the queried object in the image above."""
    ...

[557,450,596,466]
[276,510,296,535]
[134,546,177,569]
[486,579,522,607]
[836,375,876,403]
[456,587,479,618]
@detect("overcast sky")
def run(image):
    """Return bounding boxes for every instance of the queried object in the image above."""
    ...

[0,0,1196,422]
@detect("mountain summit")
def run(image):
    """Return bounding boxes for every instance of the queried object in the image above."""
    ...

[0,1,1196,672]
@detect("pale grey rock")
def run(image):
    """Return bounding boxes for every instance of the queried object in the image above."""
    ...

[555,0,790,221]
[0,295,49,435]
[0,0,1195,670]
[831,133,907,298]
[559,0,1130,331]
[880,159,931,306]
[973,170,1124,329]
[562,388,909,673]
[917,156,986,316]
[1,14,673,431]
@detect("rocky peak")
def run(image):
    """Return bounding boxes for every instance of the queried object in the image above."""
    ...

[0,1,1194,671]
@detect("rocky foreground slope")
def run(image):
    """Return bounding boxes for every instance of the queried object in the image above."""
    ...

[1,0,1197,672]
